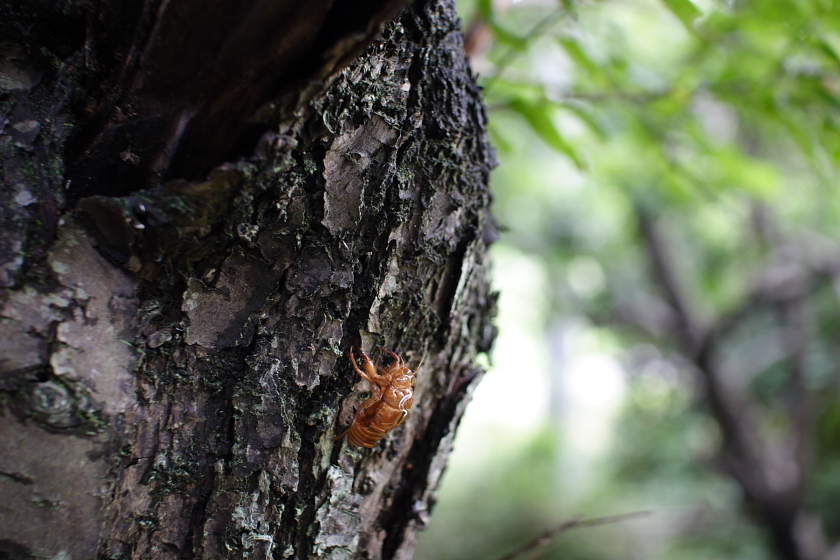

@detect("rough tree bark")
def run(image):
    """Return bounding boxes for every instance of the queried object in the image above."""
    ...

[0,1,497,559]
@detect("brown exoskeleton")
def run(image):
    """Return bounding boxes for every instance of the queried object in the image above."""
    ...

[334,347,418,448]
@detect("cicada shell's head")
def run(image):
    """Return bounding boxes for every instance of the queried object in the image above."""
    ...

[378,348,420,389]
[391,369,416,389]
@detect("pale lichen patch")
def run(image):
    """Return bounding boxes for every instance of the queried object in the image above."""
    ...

[313,465,362,559]
[0,286,71,374]
[45,221,138,416]
[231,471,275,558]
[322,116,399,235]
[182,252,276,348]
[367,254,401,334]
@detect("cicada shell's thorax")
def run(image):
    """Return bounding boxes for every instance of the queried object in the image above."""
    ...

[335,347,419,448]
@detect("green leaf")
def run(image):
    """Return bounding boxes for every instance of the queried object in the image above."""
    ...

[476,0,493,21]
[476,0,528,51]
[818,32,840,70]
[715,150,780,198]
[486,79,544,102]
[490,22,529,51]
[659,0,702,34]
[487,121,514,154]
[507,98,586,169]
[558,101,607,140]
[558,38,601,76]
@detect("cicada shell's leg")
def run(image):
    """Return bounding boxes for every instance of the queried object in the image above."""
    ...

[355,393,382,418]
[355,347,392,388]
[349,347,382,386]
[349,347,371,381]
[380,347,401,363]
[377,347,404,376]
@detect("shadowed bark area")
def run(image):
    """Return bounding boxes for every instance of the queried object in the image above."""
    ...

[0,1,496,559]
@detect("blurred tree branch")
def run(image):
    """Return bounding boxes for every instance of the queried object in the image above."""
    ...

[492,511,650,560]
[636,204,824,560]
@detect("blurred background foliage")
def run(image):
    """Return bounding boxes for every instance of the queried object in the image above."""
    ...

[414,0,840,559]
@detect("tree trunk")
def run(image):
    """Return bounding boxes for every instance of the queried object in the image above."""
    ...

[0,1,497,558]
